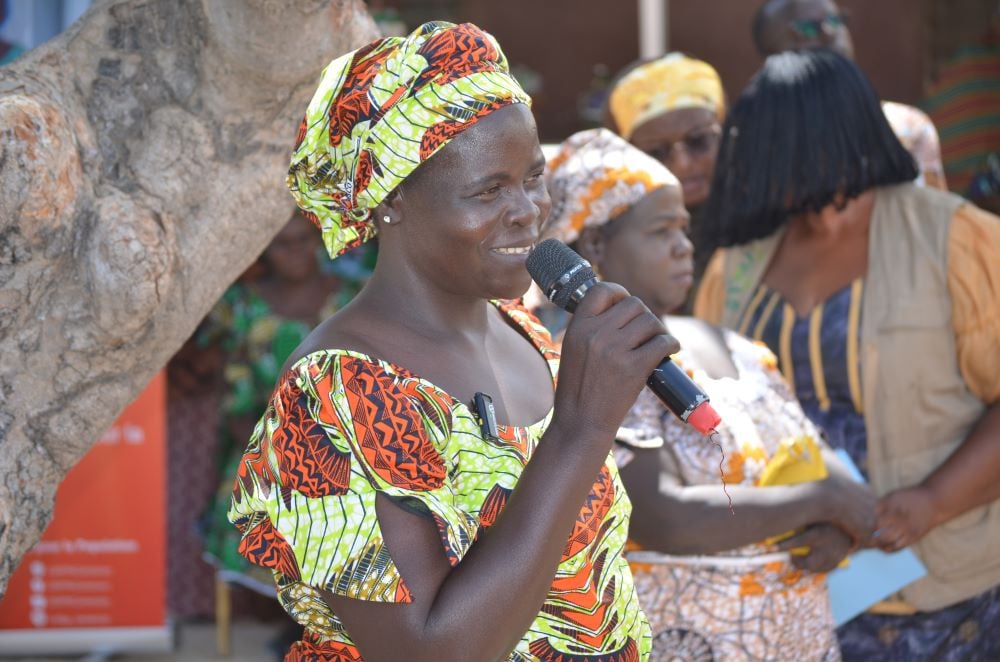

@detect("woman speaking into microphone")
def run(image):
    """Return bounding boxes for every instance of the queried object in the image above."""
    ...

[225,22,674,661]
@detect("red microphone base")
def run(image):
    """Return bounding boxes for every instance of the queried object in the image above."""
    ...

[687,401,722,436]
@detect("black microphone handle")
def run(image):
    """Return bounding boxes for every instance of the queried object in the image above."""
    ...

[647,358,710,422]
[562,277,709,422]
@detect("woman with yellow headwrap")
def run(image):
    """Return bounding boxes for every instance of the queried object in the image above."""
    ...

[607,53,724,207]
[226,22,674,660]
[606,53,726,287]
[543,128,877,662]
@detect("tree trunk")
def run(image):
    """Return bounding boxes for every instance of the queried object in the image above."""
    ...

[0,0,377,595]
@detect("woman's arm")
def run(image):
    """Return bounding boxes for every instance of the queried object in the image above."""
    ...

[619,444,876,556]
[322,284,677,662]
[875,403,1000,551]
[326,418,622,661]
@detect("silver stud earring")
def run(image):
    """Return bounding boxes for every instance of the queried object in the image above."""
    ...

[383,215,391,224]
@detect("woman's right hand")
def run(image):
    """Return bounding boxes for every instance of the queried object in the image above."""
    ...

[553,282,680,443]
[778,523,853,573]
[816,469,878,547]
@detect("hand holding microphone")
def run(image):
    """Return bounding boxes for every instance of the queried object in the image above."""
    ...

[527,239,721,436]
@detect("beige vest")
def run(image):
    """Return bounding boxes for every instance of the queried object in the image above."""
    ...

[718,184,1000,610]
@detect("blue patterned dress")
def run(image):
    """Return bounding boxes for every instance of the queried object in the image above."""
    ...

[740,279,1000,661]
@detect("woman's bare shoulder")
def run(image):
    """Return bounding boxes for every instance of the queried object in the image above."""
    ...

[279,307,384,376]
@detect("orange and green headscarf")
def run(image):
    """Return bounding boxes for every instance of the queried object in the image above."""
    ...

[288,21,531,258]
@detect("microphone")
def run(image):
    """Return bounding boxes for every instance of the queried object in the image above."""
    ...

[526,238,722,436]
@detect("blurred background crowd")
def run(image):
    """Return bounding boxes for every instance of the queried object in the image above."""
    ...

[2,0,998,659]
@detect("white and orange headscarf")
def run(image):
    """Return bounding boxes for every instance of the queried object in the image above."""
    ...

[608,53,725,139]
[542,129,679,244]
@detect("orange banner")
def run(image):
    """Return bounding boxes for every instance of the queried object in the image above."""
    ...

[0,374,169,653]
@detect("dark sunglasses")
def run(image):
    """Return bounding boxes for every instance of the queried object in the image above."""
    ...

[647,125,722,164]
[791,12,850,40]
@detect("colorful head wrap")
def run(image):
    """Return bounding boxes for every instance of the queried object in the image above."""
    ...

[608,53,725,140]
[543,128,679,245]
[288,21,531,258]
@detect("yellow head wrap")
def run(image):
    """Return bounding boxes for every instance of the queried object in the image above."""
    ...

[608,53,725,140]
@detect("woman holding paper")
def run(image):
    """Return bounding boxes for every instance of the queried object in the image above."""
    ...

[542,128,876,661]
[695,49,1000,660]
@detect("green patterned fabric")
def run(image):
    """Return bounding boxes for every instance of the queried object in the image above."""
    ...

[228,302,652,660]
[198,283,341,592]
[287,21,531,259]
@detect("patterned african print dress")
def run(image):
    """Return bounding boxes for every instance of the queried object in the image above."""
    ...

[198,282,341,594]
[616,330,840,662]
[227,301,652,661]
[740,279,1000,661]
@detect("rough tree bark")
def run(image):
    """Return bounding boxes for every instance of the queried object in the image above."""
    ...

[0,0,377,595]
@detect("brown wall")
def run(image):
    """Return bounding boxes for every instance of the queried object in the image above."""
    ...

[457,0,640,141]
[669,0,926,107]
[839,0,927,103]
[380,0,989,142]
[666,0,761,106]
[926,0,997,78]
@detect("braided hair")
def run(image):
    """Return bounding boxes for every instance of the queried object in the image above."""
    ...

[699,49,917,251]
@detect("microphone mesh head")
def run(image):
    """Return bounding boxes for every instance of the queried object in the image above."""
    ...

[526,239,597,311]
